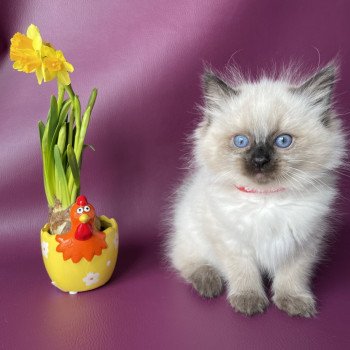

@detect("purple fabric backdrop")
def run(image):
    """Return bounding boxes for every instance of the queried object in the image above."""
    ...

[1,0,350,349]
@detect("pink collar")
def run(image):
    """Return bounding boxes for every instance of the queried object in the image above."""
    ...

[235,185,285,194]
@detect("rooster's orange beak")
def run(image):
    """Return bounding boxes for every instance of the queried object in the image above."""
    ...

[79,214,90,224]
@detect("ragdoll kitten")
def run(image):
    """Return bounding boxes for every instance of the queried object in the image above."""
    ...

[168,63,346,317]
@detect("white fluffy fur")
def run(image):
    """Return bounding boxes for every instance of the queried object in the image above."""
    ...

[167,64,347,316]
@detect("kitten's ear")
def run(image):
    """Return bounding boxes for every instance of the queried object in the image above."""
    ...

[202,70,238,108]
[292,63,339,125]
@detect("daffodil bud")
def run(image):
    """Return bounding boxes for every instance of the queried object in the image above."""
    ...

[57,123,67,155]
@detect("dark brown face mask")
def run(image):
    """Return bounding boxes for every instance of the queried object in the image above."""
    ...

[242,141,279,182]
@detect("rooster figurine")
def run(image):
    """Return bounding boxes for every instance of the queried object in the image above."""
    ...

[56,195,107,263]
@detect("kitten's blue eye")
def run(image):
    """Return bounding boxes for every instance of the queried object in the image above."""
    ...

[275,134,293,148]
[233,135,250,148]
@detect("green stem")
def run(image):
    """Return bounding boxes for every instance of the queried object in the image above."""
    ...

[65,84,75,100]
[57,82,65,112]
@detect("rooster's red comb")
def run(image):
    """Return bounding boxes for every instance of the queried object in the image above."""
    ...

[76,195,88,206]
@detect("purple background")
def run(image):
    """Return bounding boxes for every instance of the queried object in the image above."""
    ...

[1,0,350,349]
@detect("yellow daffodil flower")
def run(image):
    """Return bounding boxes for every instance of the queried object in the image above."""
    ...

[10,24,74,85]
[41,45,74,85]
[10,32,41,73]
[26,24,43,51]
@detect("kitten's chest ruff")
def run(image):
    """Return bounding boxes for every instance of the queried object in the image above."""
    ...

[208,191,318,270]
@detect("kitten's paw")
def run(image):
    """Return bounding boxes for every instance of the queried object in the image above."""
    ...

[228,291,269,316]
[189,265,223,298]
[273,293,316,317]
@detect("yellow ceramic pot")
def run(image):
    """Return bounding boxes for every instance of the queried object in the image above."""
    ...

[40,215,118,293]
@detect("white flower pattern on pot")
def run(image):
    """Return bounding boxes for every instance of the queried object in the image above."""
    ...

[41,241,49,258]
[83,272,100,286]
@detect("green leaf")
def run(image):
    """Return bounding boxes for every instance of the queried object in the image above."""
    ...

[50,100,72,151]
[41,119,55,207]
[54,145,70,208]
[57,124,67,155]
[58,99,72,124]
[75,106,92,163]
[62,149,67,172]
[67,144,80,188]
[38,121,45,145]
[47,95,58,141]
[71,186,79,204]
[74,95,81,130]
[68,105,74,147]
[87,88,98,110]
